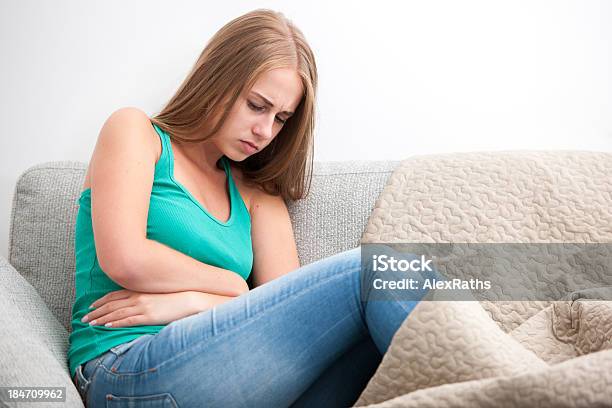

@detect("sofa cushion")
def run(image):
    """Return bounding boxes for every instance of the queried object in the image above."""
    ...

[8,161,85,333]
[288,160,398,266]
[0,255,83,407]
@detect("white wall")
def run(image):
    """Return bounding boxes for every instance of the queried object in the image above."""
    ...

[1,0,610,259]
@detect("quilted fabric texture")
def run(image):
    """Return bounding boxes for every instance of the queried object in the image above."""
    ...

[356,151,612,407]
[354,349,612,408]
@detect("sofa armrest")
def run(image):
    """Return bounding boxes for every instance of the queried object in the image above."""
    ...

[0,255,70,359]
[0,255,83,406]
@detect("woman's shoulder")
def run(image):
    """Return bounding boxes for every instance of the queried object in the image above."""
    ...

[103,107,161,160]
[102,107,154,139]
[81,107,160,191]
[105,107,152,128]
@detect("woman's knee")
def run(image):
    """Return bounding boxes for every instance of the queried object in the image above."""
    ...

[300,247,362,278]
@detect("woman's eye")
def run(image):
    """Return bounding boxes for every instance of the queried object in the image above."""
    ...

[248,100,286,125]
[247,101,264,112]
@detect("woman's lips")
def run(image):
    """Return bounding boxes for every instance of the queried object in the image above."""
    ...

[240,140,258,154]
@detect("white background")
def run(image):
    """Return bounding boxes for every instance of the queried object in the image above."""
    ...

[1,0,611,258]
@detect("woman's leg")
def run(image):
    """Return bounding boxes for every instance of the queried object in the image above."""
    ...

[81,247,431,407]
[290,335,382,408]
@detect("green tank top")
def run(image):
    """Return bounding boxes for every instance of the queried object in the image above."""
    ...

[68,123,253,378]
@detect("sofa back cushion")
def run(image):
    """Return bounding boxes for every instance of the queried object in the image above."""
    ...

[9,160,397,332]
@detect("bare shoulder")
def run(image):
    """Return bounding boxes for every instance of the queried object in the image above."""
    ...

[83,107,161,190]
[110,106,149,120]
[109,106,158,142]
[105,107,151,130]
[249,183,287,213]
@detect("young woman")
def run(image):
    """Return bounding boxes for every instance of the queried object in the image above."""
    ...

[68,9,426,407]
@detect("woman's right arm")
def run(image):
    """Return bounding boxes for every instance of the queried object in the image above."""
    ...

[88,107,249,297]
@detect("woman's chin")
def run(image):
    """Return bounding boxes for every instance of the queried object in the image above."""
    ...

[225,151,250,162]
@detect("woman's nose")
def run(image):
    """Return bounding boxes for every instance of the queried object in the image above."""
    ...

[254,115,274,140]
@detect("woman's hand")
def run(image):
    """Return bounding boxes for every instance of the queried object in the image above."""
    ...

[82,289,204,328]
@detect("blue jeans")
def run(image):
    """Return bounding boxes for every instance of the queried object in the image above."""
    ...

[73,247,428,407]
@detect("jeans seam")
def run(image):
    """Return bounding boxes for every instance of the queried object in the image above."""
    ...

[353,260,371,337]
[100,262,360,378]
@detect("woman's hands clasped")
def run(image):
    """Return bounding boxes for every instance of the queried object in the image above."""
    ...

[81,289,202,328]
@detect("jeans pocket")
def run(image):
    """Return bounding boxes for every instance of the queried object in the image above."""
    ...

[76,355,106,405]
[74,364,90,402]
[105,392,179,407]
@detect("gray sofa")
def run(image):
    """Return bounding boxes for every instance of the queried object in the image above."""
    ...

[0,160,396,407]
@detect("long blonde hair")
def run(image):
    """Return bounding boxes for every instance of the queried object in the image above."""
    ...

[150,9,317,201]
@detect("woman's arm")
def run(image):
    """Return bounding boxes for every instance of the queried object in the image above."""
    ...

[118,238,250,296]
[89,108,248,297]
[83,289,238,328]
[250,190,300,288]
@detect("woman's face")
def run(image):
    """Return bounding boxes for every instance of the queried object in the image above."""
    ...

[213,67,304,161]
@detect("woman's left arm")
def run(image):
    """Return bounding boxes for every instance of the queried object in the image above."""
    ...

[250,190,300,288]
[84,192,300,327]
[82,290,234,328]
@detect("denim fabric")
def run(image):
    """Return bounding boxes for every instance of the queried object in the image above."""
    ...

[73,247,430,407]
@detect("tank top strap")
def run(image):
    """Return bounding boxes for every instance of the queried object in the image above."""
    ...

[221,156,250,218]
[221,156,239,201]
[151,123,172,179]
